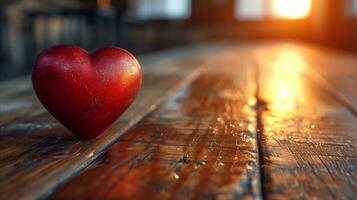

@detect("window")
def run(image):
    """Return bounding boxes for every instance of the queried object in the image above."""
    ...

[235,0,265,20]
[353,1,357,15]
[271,0,311,19]
[130,0,191,20]
[235,0,312,20]
[346,0,357,17]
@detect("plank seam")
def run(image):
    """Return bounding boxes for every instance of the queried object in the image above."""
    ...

[254,64,266,200]
[39,66,207,200]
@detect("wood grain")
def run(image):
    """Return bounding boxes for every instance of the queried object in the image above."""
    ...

[0,43,229,200]
[268,43,357,114]
[302,45,357,115]
[1,42,357,200]
[50,50,263,200]
[253,45,357,199]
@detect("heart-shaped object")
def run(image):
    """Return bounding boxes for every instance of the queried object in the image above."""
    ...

[32,45,142,139]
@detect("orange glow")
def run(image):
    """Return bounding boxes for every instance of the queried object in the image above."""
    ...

[272,0,312,19]
[97,0,111,9]
[268,51,305,110]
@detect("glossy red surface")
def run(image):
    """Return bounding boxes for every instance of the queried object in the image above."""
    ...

[32,45,142,139]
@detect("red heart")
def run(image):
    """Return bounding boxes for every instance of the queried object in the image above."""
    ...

[32,45,142,139]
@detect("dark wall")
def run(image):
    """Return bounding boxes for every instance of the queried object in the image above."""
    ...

[1,0,357,81]
[190,0,357,51]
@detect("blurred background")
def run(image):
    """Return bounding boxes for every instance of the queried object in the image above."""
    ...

[1,0,357,81]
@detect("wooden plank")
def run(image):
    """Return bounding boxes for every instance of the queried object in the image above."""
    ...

[270,43,357,113]
[0,43,229,200]
[253,45,357,199]
[50,49,263,200]
[302,45,357,114]
[2,41,356,200]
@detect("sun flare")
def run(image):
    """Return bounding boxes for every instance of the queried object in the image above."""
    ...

[272,0,312,19]
[269,51,305,110]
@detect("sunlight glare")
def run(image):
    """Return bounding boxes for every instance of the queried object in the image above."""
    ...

[272,0,312,19]
[269,51,305,110]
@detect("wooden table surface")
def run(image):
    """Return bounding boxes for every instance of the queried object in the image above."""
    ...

[0,42,356,200]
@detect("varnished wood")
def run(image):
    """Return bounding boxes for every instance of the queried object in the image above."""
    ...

[52,42,357,200]
[0,43,229,200]
[51,51,263,200]
[252,44,357,199]
[303,45,357,115]
[1,41,357,200]
[272,43,357,113]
